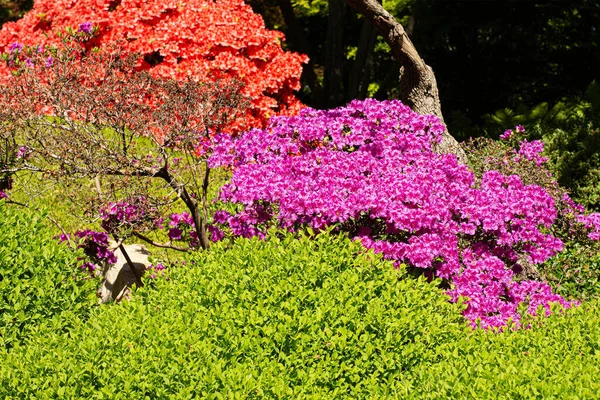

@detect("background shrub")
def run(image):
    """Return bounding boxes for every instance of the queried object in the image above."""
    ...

[0,202,96,349]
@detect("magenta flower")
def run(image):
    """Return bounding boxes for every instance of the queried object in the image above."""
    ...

[9,42,23,53]
[16,146,30,159]
[78,21,93,34]
[500,129,512,140]
[209,98,585,329]
[168,227,183,241]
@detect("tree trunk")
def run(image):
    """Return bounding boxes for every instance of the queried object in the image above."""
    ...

[325,0,347,108]
[277,0,324,103]
[344,0,467,164]
[348,9,378,101]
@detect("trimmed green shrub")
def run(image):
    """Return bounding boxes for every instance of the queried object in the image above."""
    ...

[407,300,600,399]
[0,232,468,398]
[2,230,600,398]
[0,202,97,349]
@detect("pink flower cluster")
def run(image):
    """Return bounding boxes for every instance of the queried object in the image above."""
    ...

[516,139,548,166]
[577,213,600,241]
[100,197,153,235]
[146,263,166,280]
[59,229,117,276]
[210,99,581,329]
[165,211,210,247]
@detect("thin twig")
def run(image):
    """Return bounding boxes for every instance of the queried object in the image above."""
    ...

[132,231,190,252]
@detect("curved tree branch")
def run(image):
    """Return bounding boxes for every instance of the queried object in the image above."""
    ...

[344,0,468,164]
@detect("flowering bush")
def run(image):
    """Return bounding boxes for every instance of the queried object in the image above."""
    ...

[0,0,307,131]
[464,124,600,244]
[208,99,600,329]
[0,32,248,251]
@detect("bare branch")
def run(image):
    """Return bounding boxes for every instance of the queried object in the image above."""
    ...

[132,231,190,252]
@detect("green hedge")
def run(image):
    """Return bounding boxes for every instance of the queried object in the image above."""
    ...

[0,232,468,398]
[0,203,96,349]
[1,229,599,398]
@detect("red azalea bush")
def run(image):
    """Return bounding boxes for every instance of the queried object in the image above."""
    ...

[208,99,600,329]
[0,0,307,131]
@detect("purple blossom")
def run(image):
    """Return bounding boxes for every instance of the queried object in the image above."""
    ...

[168,212,194,227]
[9,42,23,53]
[209,98,584,329]
[0,191,7,200]
[24,58,34,68]
[146,263,167,280]
[207,225,225,242]
[168,227,183,241]
[100,197,154,234]
[16,146,30,159]
[45,56,53,68]
[58,233,71,243]
[517,139,547,166]
[59,229,118,276]
[78,21,93,34]
[80,262,99,275]
[577,213,600,241]
[500,129,512,140]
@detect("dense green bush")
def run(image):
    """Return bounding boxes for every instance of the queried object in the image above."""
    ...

[407,300,600,399]
[2,230,600,398]
[0,232,468,398]
[0,202,97,349]
[463,81,600,212]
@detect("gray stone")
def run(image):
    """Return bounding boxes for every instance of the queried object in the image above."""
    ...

[97,244,150,303]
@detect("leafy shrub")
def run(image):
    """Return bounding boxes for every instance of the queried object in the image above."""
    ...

[208,99,600,328]
[543,242,600,301]
[406,299,600,399]
[2,231,600,397]
[0,202,96,349]
[0,0,307,131]
[467,81,600,211]
[0,232,468,397]
[464,126,600,300]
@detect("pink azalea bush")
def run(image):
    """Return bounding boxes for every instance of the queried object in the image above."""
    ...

[208,98,600,329]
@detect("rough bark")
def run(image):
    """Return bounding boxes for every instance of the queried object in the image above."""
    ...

[344,0,468,164]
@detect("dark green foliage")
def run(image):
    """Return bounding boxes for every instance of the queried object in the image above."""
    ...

[414,0,600,132]
[0,0,33,26]
[472,82,600,212]
[0,202,97,349]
